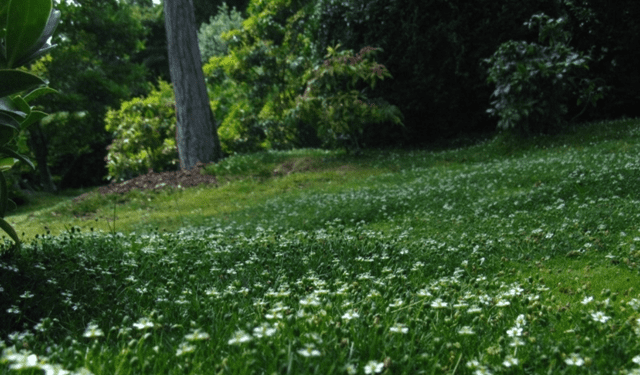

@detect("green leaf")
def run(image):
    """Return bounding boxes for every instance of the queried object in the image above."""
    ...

[22,86,57,103]
[0,70,46,97]
[20,110,47,131]
[0,146,34,170]
[9,94,30,115]
[0,217,21,247]
[0,157,17,172]
[13,9,60,68]
[0,96,26,119]
[0,121,17,146]
[5,0,52,68]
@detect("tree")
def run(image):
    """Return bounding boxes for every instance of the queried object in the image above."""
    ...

[163,0,222,170]
[11,0,152,192]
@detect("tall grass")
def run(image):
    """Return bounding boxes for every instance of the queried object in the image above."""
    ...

[2,118,640,374]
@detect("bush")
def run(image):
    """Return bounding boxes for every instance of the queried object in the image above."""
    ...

[197,2,245,64]
[484,13,603,135]
[104,80,180,182]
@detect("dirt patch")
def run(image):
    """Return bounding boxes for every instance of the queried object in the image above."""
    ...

[272,157,321,176]
[72,162,218,204]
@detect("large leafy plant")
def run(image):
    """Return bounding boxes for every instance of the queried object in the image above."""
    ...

[202,0,326,153]
[197,2,245,64]
[104,80,180,182]
[0,0,59,254]
[284,44,404,152]
[484,13,603,135]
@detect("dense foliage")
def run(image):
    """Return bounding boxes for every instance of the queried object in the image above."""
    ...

[9,0,154,192]
[197,2,244,64]
[201,0,324,153]
[484,13,603,135]
[104,80,180,183]
[284,44,404,151]
[2,0,639,197]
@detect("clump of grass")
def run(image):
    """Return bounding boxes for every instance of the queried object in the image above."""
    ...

[2,118,640,374]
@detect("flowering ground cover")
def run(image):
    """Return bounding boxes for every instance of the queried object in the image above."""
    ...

[2,118,640,374]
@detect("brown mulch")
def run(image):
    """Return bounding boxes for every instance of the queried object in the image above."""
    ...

[72,161,218,204]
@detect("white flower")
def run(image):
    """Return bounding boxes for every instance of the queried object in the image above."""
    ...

[364,360,384,374]
[581,296,594,305]
[565,353,584,366]
[253,323,277,338]
[175,342,195,356]
[228,330,252,345]
[590,311,610,323]
[458,326,475,335]
[467,306,482,314]
[298,344,321,357]
[41,363,73,375]
[515,314,526,327]
[185,328,210,341]
[503,355,519,367]
[342,310,360,321]
[83,323,104,338]
[417,288,432,297]
[633,355,640,365]
[19,291,34,299]
[431,298,448,308]
[7,353,38,370]
[345,363,357,374]
[506,326,522,337]
[495,299,510,307]
[300,295,321,306]
[389,299,403,308]
[133,317,154,330]
[390,323,408,334]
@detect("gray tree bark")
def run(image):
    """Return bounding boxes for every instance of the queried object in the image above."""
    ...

[163,0,222,171]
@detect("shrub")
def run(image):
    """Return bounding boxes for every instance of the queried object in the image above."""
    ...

[197,2,245,64]
[484,13,603,135]
[202,0,326,153]
[285,44,404,152]
[104,80,180,182]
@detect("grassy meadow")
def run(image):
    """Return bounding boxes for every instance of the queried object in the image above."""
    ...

[2,118,640,374]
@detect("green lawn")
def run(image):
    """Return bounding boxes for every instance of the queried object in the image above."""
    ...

[2,118,640,374]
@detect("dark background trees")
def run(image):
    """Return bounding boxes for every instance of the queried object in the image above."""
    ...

[7,0,639,203]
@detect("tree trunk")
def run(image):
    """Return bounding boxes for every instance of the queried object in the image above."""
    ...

[163,0,222,171]
[27,123,57,194]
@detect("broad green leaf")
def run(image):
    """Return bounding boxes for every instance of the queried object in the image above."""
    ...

[0,70,46,97]
[0,96,26,119]
[0,146,33,169]
[0,157,17,172]
[0,217,21,247]
[14,9,60,68]
[0,125,16,146]
[9,94,30,115]
[20,110,47,131]
[0,112,23,131]
[5,0,52,68]
[22,86,57,103]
